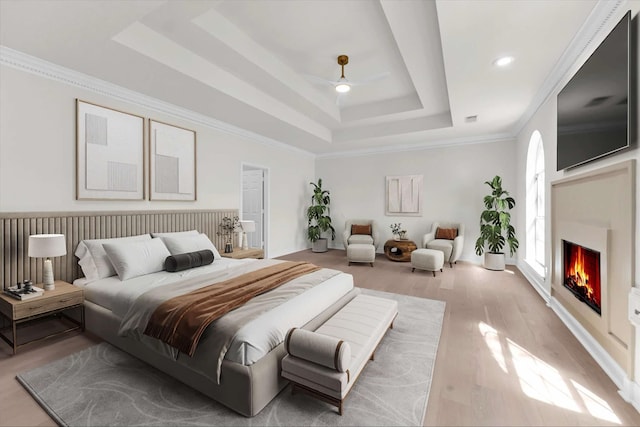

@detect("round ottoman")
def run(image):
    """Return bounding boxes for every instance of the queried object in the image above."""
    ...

[347,244,375,267]
[411,248,444,277]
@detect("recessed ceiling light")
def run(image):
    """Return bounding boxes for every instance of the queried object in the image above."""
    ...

[465,115,478,123]
[493,56,514,67]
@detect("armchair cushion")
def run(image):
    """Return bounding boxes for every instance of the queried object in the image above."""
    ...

[351,224,372,236]
[435,227,457,240]
[348,234,374,245]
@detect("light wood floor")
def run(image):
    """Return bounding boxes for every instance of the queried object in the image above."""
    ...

[1,249,640,426]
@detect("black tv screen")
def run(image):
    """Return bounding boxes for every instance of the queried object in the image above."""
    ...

[557,11,631,170]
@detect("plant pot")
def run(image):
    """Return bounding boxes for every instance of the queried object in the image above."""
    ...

[484,252,505,271]
[312,238,328,253]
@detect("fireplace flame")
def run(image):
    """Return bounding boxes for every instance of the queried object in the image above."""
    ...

[563,241,601,315]
[567,246,593,300]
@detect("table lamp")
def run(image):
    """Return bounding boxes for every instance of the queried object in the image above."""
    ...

[28,234,66,291]
[239,220,256,250]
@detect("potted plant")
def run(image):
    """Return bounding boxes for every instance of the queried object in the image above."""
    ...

[307,178,336,252]
[390,223,407,240]
[217,216,239,253]
[474,175,519,270]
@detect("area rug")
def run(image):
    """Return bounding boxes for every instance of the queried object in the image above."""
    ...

[17,289,445,426]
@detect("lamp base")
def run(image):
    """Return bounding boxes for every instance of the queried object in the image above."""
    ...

[242,232,248,250]
[43,259,55,291]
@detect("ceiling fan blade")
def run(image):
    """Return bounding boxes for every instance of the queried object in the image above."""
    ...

[336,92,345,107]
[350,71,391,86]
[303,74,336,86]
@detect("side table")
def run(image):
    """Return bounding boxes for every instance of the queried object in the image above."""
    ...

[220,248,265,259]
[383,239,418,262]
[0,280,84,354]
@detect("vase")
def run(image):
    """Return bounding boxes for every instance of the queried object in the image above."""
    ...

[398,231,408,240]
[224,242,233,253]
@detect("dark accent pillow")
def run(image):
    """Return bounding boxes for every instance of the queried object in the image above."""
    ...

[435,227,457,240]
[351,224,372,235]
[165,249,214,272]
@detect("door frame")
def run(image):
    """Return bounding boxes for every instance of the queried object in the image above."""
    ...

[240,162,269,258]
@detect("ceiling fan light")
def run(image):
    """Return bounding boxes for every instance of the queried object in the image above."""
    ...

[493,56,514,67]
[335,77,351,93]
[335,82,350,93]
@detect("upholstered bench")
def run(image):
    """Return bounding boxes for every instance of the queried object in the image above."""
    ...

[281,294,398,415]
[411,248,444,277]
[346,243,375,266]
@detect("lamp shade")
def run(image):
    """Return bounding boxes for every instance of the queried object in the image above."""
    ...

[28,234,67,258]
[240,220,256,233]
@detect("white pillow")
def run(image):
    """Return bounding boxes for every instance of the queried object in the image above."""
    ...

[102,238,171,281]
[75,234,152,282]
[151,230,199,238]
[161,233,222,260]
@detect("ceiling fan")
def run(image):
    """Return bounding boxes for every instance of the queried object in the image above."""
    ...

[306,55,390,95]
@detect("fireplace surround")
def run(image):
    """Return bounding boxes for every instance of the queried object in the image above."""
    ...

[551,160,635,380]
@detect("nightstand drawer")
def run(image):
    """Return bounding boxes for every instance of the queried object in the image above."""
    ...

[14,294,83,319]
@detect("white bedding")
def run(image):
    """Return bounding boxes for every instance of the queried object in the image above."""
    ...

[74,258,353,366]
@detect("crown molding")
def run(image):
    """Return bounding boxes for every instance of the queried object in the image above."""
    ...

[315,132,515,159]
[512,0,628,136]
[0,46,315,158]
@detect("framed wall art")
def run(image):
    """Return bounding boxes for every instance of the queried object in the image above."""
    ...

[385,174,423,216]
[76,100,145,200]
[149,119,196,201]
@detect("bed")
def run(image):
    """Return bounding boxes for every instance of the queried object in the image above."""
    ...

[73,233,358,417]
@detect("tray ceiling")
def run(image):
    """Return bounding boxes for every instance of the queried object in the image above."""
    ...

[0,0,601,155]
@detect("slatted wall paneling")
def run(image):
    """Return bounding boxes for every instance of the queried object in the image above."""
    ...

[0,209,238,290]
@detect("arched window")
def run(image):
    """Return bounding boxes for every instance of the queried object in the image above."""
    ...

[526,130,545,275]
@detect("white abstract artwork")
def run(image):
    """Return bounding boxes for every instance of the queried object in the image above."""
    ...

[150,120,196,201]
[76,100,144,200]
[386,175,423,216]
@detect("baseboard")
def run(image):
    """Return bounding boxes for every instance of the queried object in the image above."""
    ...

[548,297,637,406]
[516,260,550,303]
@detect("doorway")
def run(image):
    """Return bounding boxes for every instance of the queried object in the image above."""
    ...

[241,163,268,256]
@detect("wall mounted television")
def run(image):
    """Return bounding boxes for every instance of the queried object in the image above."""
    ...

[557,11,632,171]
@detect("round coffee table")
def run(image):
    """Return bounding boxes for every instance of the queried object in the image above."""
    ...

[383,239,418,262]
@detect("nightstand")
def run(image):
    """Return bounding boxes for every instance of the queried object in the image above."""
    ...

[0,280,84,354]
[221,248,265,259]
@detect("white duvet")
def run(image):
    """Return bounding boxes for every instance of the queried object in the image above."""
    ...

[76,258,353,366]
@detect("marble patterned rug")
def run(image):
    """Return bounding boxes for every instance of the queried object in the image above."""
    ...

[17,289,445,426]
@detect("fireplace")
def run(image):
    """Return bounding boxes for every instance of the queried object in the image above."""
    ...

[562,240,601,315]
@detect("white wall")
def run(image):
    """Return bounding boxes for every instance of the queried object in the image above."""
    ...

[0,65,314,258]
[315,139,517,263]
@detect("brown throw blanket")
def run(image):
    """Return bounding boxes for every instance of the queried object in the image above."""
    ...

[144,261,321,356]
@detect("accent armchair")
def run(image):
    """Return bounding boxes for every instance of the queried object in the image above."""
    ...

[343,219,380,266]
[422,222,464,267]
[342,219,380,249]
